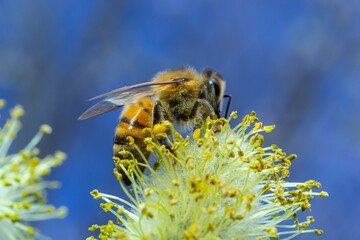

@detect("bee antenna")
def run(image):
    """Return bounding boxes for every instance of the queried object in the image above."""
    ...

[223,94,232,119]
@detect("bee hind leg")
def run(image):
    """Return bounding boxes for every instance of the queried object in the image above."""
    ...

[153,100,171,125]
[152,101,176,156]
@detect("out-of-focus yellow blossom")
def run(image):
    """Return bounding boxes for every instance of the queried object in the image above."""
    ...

[0,101,67,239]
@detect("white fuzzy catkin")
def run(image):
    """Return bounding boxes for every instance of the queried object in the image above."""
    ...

[88,112,327,240]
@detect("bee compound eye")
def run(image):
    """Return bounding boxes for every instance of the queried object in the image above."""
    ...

[209,78,221,97]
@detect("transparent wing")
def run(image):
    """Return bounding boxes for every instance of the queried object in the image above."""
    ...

[106,88,154,106]
[89,78,186,101]
[78,101,122,120]
[79,78,187,120]
[78,89,153,120]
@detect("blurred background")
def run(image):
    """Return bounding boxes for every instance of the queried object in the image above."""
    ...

[0,0,359,239]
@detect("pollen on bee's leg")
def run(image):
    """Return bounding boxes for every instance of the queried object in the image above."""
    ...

[153,123,167,135]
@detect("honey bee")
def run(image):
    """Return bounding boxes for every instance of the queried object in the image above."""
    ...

[79,67,230,185]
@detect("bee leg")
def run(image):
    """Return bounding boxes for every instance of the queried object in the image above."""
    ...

[153,101,176,156]
[189,99,216,130]
[153,100,171,125]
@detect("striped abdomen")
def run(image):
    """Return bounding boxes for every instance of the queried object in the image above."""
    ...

[113,97,154,185]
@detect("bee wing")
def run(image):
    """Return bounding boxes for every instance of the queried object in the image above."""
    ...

[78,89,154,120]
[79,78,186,120]
[78,101,122,120]
[89,78,186,101]
[106,88,154,105]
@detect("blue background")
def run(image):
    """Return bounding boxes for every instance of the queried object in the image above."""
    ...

[0,1,359,239]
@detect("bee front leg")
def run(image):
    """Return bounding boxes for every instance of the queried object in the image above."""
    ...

[152,101,175,155]
[189,99,216,130]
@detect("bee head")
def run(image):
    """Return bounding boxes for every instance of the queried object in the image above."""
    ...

[202,68,226,118]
